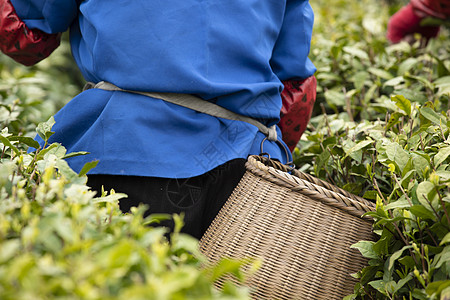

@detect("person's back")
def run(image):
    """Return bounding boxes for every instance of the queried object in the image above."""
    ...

[1,0,317,238]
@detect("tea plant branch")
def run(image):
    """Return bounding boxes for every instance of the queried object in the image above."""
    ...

[416,226,428,277]
[439,122,446,141]
[421,243,427,281]
[11,170,16,200]
[422,195,442,224]
[425,227,439,247]
[320,103,333,137]
[419,134,426,152]
[371,154,386,203]
[408,110,415,141]
[435,187,450,226]
[372,172,412,246]
[400,117,405,135]
[343,87,354,122]
[384,112,389,136]
[392,218,411,248]
[26,147,41,173]
[319,143,338,186]
[363,286,375,300]
[371,161,415,254]
[391,172,412,207]
[328,145,346,183]
[414,200,439,247]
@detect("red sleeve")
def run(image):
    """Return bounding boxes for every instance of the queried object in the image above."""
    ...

[279,75,317,152]
[411,0,450,19]
[387,2,440,44]
[0,0,61,66]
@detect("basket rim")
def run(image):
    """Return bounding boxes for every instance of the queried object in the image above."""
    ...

[246,155,376,219]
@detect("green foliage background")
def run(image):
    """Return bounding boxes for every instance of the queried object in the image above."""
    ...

[300,0,450,299]
[0,0,449,299]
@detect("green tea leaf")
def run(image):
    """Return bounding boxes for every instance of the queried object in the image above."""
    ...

[364,84,378,103]
[433,56,450,77]
[385,198,411,210]
[386,142,409,173]
[344,139,373,161]
[62,151,89,159]
[394,275,413,294]
[78,160,99,176]
[343,46,369,60]
[0,134,19,155]
[441,232,450,246]
[351,71,369,90]
[425,280,450,297]
[434,146,450,167]
[351,241,379,259]
[45,143,67,158]
[368,67,394,80]
[0,239,21,263]
[368,280,387,295]
[434,76,450,97]
[404,73,434,91]
[92,193,127,203]
[435,170,450,182]
[325,89,346,107]
[386,112,403,130]
[441,286,450,300]
[388,246,413,271]
[434,76,450,88]
[412,153,430,178]
[317,72,342,82]
[420,107,446,126]
[9,136,41,149]
[383,76,404,87]
[209,258,249,282]
[416,181,439,211]
[36,116,55,142]
[398,58,418,75]
[373,235,390,256]
[55,159,79,182]
[409,205,436,220]
[432,246,450,269]
[398,256,415,268]
[391,95,411,116]
[360,266,381,286]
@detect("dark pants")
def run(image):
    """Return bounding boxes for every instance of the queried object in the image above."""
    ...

[87,159,246,239]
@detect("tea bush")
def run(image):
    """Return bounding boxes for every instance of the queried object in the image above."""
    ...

[298,0,450,299]
[0,118,253,299]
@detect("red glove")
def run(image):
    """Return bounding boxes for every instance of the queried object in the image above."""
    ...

[0,0,61,66]
[279,75,317,152]
[387,2,440,44]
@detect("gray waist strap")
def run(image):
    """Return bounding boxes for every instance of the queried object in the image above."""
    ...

[84,81,278,141]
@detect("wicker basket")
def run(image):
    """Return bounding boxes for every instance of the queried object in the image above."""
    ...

[199,155,376,300]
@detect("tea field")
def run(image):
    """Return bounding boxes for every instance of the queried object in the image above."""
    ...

[0,0,449,299]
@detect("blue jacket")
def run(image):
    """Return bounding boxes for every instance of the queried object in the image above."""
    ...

[11,0,316,178]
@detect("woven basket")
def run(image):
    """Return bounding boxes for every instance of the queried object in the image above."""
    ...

[199,155,376,300]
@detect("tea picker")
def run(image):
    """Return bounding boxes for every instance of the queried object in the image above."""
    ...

[0,0,316,239]
[387,0,450,44]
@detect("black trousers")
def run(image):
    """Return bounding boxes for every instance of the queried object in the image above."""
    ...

[87,159,246,239]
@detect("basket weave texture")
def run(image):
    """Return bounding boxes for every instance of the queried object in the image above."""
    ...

[199,155,376,300]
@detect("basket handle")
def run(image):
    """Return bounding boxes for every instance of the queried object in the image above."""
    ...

[247,156,376,219]
[251,155,374,206]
